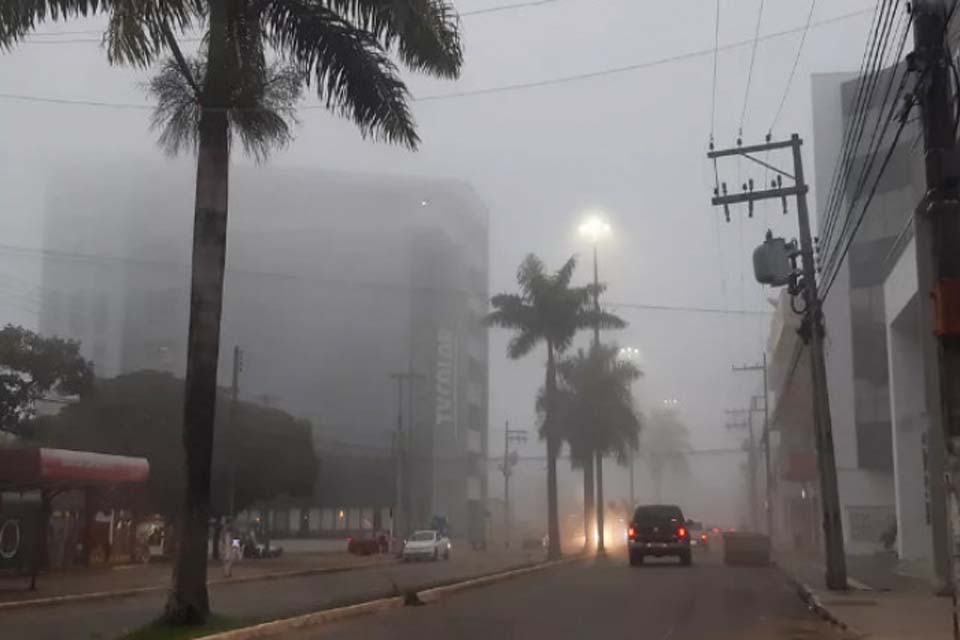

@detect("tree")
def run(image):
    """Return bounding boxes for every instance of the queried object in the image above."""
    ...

[26,370,316,518]
[486,254,623,559]
[553,344,640,551]
[641,408,691,503]
[0,325,93,436]
[1,0,461,623]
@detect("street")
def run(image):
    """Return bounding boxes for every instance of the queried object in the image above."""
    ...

[284,551,853,640]
[2,550,540,640]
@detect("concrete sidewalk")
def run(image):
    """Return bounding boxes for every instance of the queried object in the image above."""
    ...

[0,551,393,607]
[778,551,956,639]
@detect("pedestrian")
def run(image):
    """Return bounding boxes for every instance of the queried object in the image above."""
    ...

[221,521,235,578]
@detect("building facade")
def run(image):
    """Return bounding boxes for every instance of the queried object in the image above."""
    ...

[38,160,489,540]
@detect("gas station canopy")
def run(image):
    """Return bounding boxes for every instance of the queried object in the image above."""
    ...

[0,448,149,491]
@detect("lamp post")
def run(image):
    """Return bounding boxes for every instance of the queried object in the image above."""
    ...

[579,215,611,553]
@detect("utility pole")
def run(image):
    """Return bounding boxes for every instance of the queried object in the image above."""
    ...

[909,0,959,606]
[390,371,425,543]
[709,134,848,590]
[227,345,243,518]
[499,422,528,549]
[733,358,774,539]
[726,408,759,532]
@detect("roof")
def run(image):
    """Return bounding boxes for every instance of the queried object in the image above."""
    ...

[0,448,149,491]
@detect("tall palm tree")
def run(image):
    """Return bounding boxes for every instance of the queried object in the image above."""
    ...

[1,0,462,624]
[486,254,623,559]
[554,343,640,551]
[641,408,691,503]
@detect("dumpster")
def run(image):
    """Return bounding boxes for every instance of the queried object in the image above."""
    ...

[722,531,770,565]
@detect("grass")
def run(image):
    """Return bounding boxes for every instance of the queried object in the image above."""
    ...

[116,615,245,640]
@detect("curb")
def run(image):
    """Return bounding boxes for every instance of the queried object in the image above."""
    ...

[203,554,585,640]
[780,567,865,637]
[0,559,397,612]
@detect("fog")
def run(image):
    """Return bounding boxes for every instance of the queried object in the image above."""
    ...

[0,1,874,539]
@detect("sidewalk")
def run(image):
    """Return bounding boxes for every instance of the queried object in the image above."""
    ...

[778,551,956,639]
[0,551,393,606]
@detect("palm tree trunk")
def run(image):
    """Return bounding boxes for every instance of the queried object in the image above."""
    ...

[582,452,594,552]
[164,0,230,624]
[595,451,605,553]
[545,342,562,560]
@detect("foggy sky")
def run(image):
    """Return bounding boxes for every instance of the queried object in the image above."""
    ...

[0,0,877,526]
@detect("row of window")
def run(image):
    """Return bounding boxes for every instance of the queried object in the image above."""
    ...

[236,506,392,534]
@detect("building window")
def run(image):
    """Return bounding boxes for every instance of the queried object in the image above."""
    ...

[360,508,375,531]
[308,508,321,533]
[320,508,334,531]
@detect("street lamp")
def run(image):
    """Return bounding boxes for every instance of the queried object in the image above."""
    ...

[578,213,612,554]
[663,398,680,406]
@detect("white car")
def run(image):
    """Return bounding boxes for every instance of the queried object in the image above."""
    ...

[402,530,451,562]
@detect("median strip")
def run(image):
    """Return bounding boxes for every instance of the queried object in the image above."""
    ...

[0,558,398,611]
[202,554,584,640]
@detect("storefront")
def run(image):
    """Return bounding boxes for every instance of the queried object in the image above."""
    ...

[0,447,149,581]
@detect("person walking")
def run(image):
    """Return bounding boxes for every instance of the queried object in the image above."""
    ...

[220,521,236,578]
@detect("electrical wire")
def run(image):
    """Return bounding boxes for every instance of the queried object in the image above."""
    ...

[0,7,875,110]
[818,0,895,242]
[818,0,901,251]
[769,0,818,135]
[821,83,912,301]
[739,0,766,137]
[709,0,721,145]
[461,0,561,15]
[820,9,911,267]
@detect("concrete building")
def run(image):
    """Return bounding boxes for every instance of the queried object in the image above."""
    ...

[37,159,490,540]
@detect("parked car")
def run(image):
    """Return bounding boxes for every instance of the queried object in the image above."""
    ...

[402,529,451,562]
[347,531,382,556]
[627,504,691,567]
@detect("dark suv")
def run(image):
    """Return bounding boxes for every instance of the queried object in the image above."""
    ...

[627,504,691,567]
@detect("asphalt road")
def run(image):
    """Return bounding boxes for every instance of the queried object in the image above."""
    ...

[3,549,541,640]
[284,550,854,640]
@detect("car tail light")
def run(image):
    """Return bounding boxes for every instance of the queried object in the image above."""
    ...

[628,526,637,539]
[347,537,353,543]
[700,533,708,541]
[677,527,687,539]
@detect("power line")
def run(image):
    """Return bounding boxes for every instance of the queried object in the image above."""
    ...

[738,0,766,137]
[709,0,721,144]
[607,301,772,316]
[769,0,817,135]
[19,0,564,41]
[818,0,900,252]
[821,75,912,301]
[461,0,561,15]
[0,8,875,111]
[820,9,912,279]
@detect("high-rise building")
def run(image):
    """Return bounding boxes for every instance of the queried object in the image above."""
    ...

[38,160,489,539]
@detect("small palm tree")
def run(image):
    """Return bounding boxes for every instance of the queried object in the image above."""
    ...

[554,343,640,551]
[641,408,692,503]
[486,254,624,559]
[1,0,462,625]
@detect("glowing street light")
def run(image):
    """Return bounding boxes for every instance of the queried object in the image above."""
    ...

[662,398,680,406]
[578,215,611,244]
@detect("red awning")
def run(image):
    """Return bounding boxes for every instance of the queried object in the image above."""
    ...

[0,448,149,491]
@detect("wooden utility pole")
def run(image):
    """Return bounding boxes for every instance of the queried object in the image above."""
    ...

[499,422,528,549]
[725,408,759,532]
[733,358,774,538]
[709,134,848,590]
[909,0,960,612]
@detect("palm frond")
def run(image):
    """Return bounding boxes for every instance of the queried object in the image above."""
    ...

[263,0,418,149]
[515,254,546,296]
[506,330,539,360]
[326,0,462,79]
[147,55,302,161]
[484,294,528,328]
[553,255,578,289]
[0,0,107,47]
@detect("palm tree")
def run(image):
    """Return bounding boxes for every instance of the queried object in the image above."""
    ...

[1,0,462,624]
[486,254,623,559]
[641,408,691,503]
[554,343,640,551]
